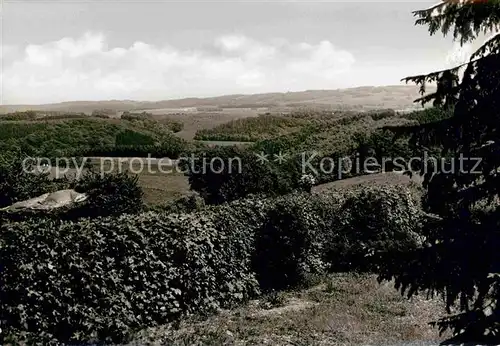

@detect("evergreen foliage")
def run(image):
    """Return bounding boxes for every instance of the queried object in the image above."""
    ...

[378,1,500,342]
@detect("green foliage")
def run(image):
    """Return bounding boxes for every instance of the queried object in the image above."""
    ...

[378,1,500,342]
[115,129,156,146]
[72,170,144,217]
[0,184,423,344]
[0,211,260,344]
[324,186,423,272]
[0,158,61,208]
[148,194,206,214]
[0,117,186,158]
[252,193,329,291]
[168,121,184,133]
[185,146,302,204]
[194,114,308,142]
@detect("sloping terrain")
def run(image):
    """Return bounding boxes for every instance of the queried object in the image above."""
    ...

[0,85,433,114]
[128,274,447,346]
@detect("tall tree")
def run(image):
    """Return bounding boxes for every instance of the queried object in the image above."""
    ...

[378,0,500,343]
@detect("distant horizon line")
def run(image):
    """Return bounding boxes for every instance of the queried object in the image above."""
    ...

[0,84,430,107]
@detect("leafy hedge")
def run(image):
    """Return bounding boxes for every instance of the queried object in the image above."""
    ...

[0,184,424,344]
[0,205,261,344]
[0,158,66,209]
[322,185,424,272]
[0,160,144,222]
[147,194,206,215]
[252,193,330,290]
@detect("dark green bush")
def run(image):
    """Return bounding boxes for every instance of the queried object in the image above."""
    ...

[0,185,423,344]
[71,170,144,217]
[252,193,329,291]
[0,158,63,208]
[0,160,144,221]
[167,121,183,133]
[115,129,156,146]
[323,185,423,272]
[0,210,260,344]
[148,194,206,214]
[185,146,302,205]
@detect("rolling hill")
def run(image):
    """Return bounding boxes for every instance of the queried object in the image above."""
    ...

[0,85,433,114]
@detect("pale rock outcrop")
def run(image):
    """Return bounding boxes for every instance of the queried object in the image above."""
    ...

[0,189,88,212]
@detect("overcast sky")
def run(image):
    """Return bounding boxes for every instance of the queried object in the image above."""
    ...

[1,0,474,104]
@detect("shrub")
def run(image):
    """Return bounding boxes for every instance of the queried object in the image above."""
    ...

[149,194,206,214]
[323,185,424,272]
[185,146,302,205]
[0,184,424,344]
[167,121,183,133]
[71,170,144,217]
[0,211,260,344]
[0,158,64,208]
[0,170,144,222]
[115,129,156,146]
[252,193,329,291]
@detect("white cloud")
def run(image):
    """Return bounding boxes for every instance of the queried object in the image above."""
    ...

[1,32,356,104]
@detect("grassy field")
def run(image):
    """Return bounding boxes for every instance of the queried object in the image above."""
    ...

[129,273,448,346]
